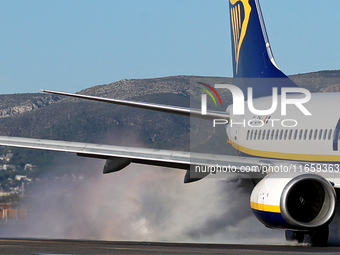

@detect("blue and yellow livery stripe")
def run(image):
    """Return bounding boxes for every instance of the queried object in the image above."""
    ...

[229,0,299,98]
[230,0,251,74]
[250,201,281,213]
[250,202,288,228]
[251,208,288,228]
[230,140,340,162]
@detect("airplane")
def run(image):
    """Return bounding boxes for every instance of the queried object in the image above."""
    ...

[0,0,338,246]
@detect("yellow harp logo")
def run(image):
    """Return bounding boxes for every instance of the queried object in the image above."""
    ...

[230,0,251,74]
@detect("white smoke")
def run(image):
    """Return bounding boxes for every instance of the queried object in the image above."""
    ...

[0,154,284,244]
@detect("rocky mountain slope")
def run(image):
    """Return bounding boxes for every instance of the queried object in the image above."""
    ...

[0,71,338,172]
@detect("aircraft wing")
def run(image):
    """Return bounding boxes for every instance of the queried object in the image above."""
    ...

[41,90,229,121]
[0,135,270,182]
[0,136,338,185]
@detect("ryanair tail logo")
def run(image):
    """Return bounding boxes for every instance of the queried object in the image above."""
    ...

[230,0,251,74]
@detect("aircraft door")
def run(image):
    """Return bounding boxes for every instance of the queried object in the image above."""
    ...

[333,119,340,151]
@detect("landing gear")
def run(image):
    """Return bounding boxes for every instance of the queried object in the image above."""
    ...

[285,225,329,246]
[285,230,304,243]
[305,225,329,247]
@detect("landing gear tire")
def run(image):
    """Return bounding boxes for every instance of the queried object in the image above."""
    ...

[285,225,329,246]
[305,225,329,247]
[285,230,304,243]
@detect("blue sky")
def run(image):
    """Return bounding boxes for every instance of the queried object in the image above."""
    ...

[0,0,340,94]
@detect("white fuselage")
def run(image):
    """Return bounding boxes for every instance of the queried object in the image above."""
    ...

[226,92,340,163]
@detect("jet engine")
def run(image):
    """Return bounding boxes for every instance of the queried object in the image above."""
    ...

[250,173,336,230]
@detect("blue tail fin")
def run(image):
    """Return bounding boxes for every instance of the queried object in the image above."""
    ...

[229,0,299,99]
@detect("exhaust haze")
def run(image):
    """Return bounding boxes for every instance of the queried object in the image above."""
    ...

[0,155,284,244]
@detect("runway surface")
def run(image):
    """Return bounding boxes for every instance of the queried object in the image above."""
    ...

[0,239,340,255]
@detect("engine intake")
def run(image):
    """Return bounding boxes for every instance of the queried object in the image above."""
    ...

[281,174,336,228]
[251,173,336,230]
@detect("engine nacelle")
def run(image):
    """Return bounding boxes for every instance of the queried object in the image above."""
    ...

[250,173,336,230]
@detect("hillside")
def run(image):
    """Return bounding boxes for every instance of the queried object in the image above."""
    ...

[0,71,338,197]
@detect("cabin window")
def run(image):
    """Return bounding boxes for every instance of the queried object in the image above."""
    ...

[328,129,333,140]
[309,129,313,140]
[254,130,258,140]
[246,130,250,140]
[284,130,288,140]
[314,129,318,140]
[258,130,262,140]
[279,130,283,140]
[262,130,266,140]
[319,129,323,140]
[275,130,279,140]
[266,130,270,140]
[288,130,293,140]
[250,130,254,140]
[304,129,308,140]
[271,130,275,140]
[323,129,327,140]
[294,129,298,140]
[299,129,303,140]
